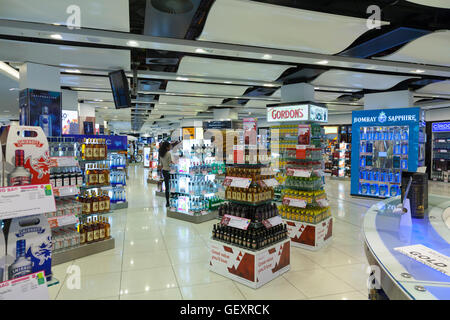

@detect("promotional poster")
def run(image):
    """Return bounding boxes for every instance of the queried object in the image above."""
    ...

[19,89,62,137]
[62,110,79,135]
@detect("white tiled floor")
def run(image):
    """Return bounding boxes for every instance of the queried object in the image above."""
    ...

[50,165,449,300]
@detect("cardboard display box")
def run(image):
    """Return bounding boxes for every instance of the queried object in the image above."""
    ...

[5,214,52,281]
[209,238,290,289]
[2,126,50,187]
[285,217,333,251]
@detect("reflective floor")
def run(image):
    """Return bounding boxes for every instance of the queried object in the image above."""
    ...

[49,165,449,300]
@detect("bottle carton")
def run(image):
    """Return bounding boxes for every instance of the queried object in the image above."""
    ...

[0,222,5,282]
[2,126,50,186]
[5,214,52,281]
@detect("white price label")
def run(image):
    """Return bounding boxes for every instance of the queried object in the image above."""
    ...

[283,197,307,208]
[0,271,49,300]
[262,215,283,229]
[316,198,329,207]
[227,177,252,189]
[221,214,251,230]
[53,185,80,197]
[291,169,311,178]
[48,215,79,228]
[394,244,450,276]
[49,157,79,168]
[0,185,56,220]
[263,178,279,187]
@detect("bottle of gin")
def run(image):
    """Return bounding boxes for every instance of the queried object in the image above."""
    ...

[9,239,33,279]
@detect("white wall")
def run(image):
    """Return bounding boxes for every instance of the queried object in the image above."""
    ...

[327,113,352,125]
[425,108,450,122]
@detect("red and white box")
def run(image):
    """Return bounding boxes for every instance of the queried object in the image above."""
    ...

[285,217,333,251]
[209,238,291,289]
[2,126,50,187]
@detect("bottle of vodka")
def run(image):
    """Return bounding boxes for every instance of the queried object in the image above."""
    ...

[39,106,52,137]
[9,239,33,279]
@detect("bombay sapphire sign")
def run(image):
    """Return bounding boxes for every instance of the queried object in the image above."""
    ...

[352,108,420,125]
[378,111,387,123]
[432,122,450,132]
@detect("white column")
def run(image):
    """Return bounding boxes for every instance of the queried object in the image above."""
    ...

[364,90,413,110]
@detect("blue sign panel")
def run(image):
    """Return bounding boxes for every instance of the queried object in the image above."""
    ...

[432,122,450,133]
[65,134,128,151]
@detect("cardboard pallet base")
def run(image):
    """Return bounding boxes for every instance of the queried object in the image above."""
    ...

[110,202,128,210]
[284,217,333,251]
[209,238,291,289]
[167,210,217,224]
[52,238,115,265]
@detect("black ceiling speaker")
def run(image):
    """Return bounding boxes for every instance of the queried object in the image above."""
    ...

[151,0,194,14]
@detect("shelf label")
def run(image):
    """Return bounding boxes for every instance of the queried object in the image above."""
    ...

[394,244,450,276]
[53,185,80,197]
[287,168,311,177]
[282,197,307,208]
[48,215,79,228]
[262,178,279,187]
[262,215,283,229]
[49,157,79,168]
[0,271,49,300]
[0,184,56,220]
[316,198,329,207]
[220,214,251,230]
[223,177,252,189]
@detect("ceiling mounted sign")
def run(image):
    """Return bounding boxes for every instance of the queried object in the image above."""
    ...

[266,101,328,123]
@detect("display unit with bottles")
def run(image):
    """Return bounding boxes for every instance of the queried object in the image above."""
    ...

[167,139,224,223]
[430,122,450,182]
[209,156,290,289]
[147,142,161,184]
[350,108,426,198]
[107,151,128,210]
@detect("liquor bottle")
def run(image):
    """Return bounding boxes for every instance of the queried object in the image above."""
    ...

[76,167,83,187]
[70,167,77,186]
[8,239,32,279]
[91,190,99,214]
[86,219,94,244]
[104,191,110,212]
[50,168,56,188]
[99,139,106,160]
[9,150,31,186]
[92,139,99,160]
[39,106,52,137]
[98,218,105,241]
[81,138,87,160]
[93,217,100,242]
[104,217,111,239]
[79,222,86,245]
[98,164,106,186]
[86,139,93,161]
[98,190,105,213]
[63,168,70,186]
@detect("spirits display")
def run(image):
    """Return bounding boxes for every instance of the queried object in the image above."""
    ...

[111,171,126,186]
[45,198,82,218]
[107,151,128,208]
[79,190,110,215]
[9,150,31,186]
[48,137,77,157]
[80,138,108,161]
[212,223,288,250]
[78,216,111,245]
[431,123,450,182]
[50,167,83,188]
[218,202,278,221]
[110,188,126,205]
[279,205,331,224]
[52,227,80,252]
[85,163,110,186]
[39,106,52,137]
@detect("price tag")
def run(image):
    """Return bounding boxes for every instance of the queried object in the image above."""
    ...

[316,198,329,207]
[0,184,56,220]
[287,168,311,177]
[225,177,252,189]
[53,185,79,197]
[201,210,209,216]
[394,244,450,276]
[220,214,251,230]
[49,157,79,168]
[282,197,307,208]
[223,178,232,187]
[263,178,279,187]
[48,215,79,228]
[0,271,49,300]
[262,215,283,229]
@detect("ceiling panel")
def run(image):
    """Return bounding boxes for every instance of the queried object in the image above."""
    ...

[159,95,224,106]
[315,91,343,101]
[61,75,111,89]
[177,56,293,82]
[198,0,388,55]
[153,104,208,112]
[415,80,450,95]
[245,100,272,109]
[77,91,114,101]
[406,0,450,8]
[0,73,19,117]
[311,69,417,90]
[0,39,130,70]
[376,30,450,67]
[327,104,363,111]
[166,81,249,96]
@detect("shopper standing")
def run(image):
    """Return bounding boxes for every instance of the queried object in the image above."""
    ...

[158,141,173,207]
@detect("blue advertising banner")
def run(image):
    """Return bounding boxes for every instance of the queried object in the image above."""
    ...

[350,108,423,198]
[19,89,62,137]
[65,134,128,151]
[432,122,450,133]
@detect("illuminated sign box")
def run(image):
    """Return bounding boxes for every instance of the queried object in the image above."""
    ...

[267,102,328,123]
[432,122,450,132]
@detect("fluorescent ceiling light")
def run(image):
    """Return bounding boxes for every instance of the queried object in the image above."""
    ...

[50,34,63,40]
[195,48,208,54]
[127,40,140,47]
[65,69,81,73]
[412,69,425,74]
[224,81,233,84]
[316,60,329,65]
[263,83,277,87]
[9,88,19,91]
[0,62,19,79]
[262,54,272,60]
[176,77,189,81]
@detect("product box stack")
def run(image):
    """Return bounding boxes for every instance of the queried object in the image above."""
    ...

[278,123,333,251]
[0,126,55,282]
[209,153,290,289]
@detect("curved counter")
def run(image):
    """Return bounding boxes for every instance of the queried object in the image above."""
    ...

[363,194,450,300]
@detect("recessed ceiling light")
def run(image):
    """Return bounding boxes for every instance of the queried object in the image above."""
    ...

[412,69,425,74]
[9,88,19,91]
[50,34,63,40]
[262,54,272,60]
[224,81,233,84]
[316,60,329,65]
[314,87,320,90]
[195,48,207,54]
[176,77,189,81]
[65,69,81,73]
[127,40,140,47]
